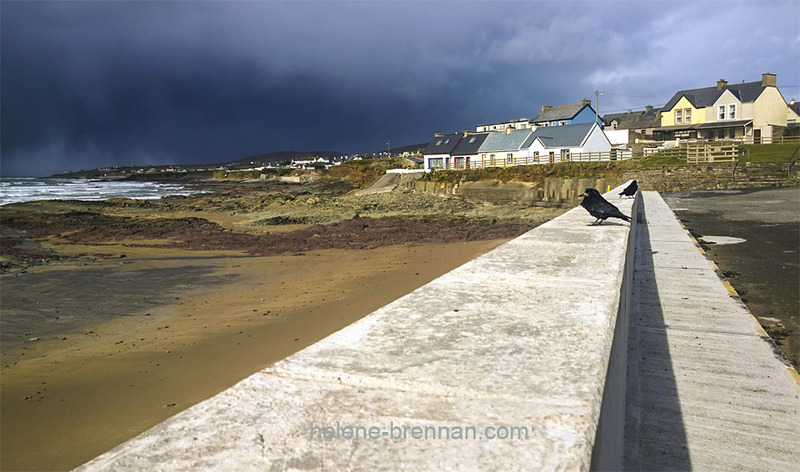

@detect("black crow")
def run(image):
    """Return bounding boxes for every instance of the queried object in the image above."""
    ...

[619,179,638,198]
[580,188,631,225]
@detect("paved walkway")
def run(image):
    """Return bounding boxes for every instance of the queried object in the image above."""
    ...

[625,191,800,471]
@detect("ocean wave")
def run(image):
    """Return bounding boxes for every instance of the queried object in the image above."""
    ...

[0,178,201,205]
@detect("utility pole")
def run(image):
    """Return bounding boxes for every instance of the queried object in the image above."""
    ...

[595,90,600,127]
[387,140,391,157]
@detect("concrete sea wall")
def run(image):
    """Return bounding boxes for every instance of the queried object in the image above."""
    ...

[621,161,799,192]
[407,177,624,205]
[405,161,798,205]
[76,184,640,470]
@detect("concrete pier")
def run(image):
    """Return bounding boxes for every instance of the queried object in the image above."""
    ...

[76,184,638,471]
[625,191,800,471]
[75,186,800,471]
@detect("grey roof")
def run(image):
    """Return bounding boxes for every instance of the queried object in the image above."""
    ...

[452,133,489,155]
[662,80,767,111]
[789,101,800,116]
[603,107,661,130]
[422,134,461,155]
[523,123,595,148]
[532,103,592,123]
[478,129,533,153]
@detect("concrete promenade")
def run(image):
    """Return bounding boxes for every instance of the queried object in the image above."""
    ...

[75,187,800,471]
[625,191,800,471]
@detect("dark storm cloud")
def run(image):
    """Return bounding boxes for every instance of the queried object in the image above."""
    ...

[2,1,798,176]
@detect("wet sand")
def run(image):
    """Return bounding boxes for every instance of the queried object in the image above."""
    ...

[1,239,509,471]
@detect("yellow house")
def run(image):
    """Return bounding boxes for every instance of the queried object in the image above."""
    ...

[657,73,789,142]
[660,96,706,128]
[787,99,800,124]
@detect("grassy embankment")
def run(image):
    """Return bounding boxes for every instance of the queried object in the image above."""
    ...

[417,142,799,185]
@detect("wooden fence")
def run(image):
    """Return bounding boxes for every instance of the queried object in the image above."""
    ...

[738,135,800,145]
[685,143,739,163]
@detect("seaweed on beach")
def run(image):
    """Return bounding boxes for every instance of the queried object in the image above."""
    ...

[1,207,534,260]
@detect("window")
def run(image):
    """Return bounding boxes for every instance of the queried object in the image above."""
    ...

[468,137,476,143]
[684,108,691,123]
[428,158,444,169]
[559,121,567,126]
[675,109,682,124]
[490,154,496,165]
[561,149,570,161]
[718,105,726,120]
[507,153,514,164]
[729,104,736,119]
[436,140,443,145]
[533,151,540,162]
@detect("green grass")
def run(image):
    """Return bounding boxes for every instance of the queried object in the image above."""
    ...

[636,153,686,167]
[741,143,800,162]
[338,157,405,169]
[420,161,632,184]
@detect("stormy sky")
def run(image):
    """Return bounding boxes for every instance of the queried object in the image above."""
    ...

[2,1,798,177]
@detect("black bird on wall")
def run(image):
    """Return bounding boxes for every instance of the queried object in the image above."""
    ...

[580,188,631,225]
[619,179,638,198]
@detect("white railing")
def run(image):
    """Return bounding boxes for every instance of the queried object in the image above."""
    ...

[429,150,634,171]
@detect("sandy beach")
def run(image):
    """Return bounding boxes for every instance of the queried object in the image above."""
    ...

[1,180,564,470]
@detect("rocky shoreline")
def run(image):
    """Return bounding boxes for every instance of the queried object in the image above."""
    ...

[0,176,565,272]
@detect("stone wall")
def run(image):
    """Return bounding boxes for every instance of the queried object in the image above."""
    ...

[405,162,798,204]
[405,177,624,205]
[622,161,799,193]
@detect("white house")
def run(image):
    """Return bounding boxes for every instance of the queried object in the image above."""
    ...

[422,133,462,170]
[520,123,612,164]
[475,128,533,168]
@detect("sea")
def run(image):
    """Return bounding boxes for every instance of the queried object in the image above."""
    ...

[0,177,201,206]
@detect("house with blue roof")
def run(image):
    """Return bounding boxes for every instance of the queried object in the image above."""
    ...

[520,123,611,164]
[531,99,601,128]
[655,73,789,142]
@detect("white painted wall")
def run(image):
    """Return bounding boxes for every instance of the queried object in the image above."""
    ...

[604,129,629,146]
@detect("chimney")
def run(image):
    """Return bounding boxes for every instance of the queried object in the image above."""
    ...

[580,99,592,108]
[541,105,552,113]
[645,105,653,112]
[717,79,728,90]
[791,99,796,105]
[762,72,776,87]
